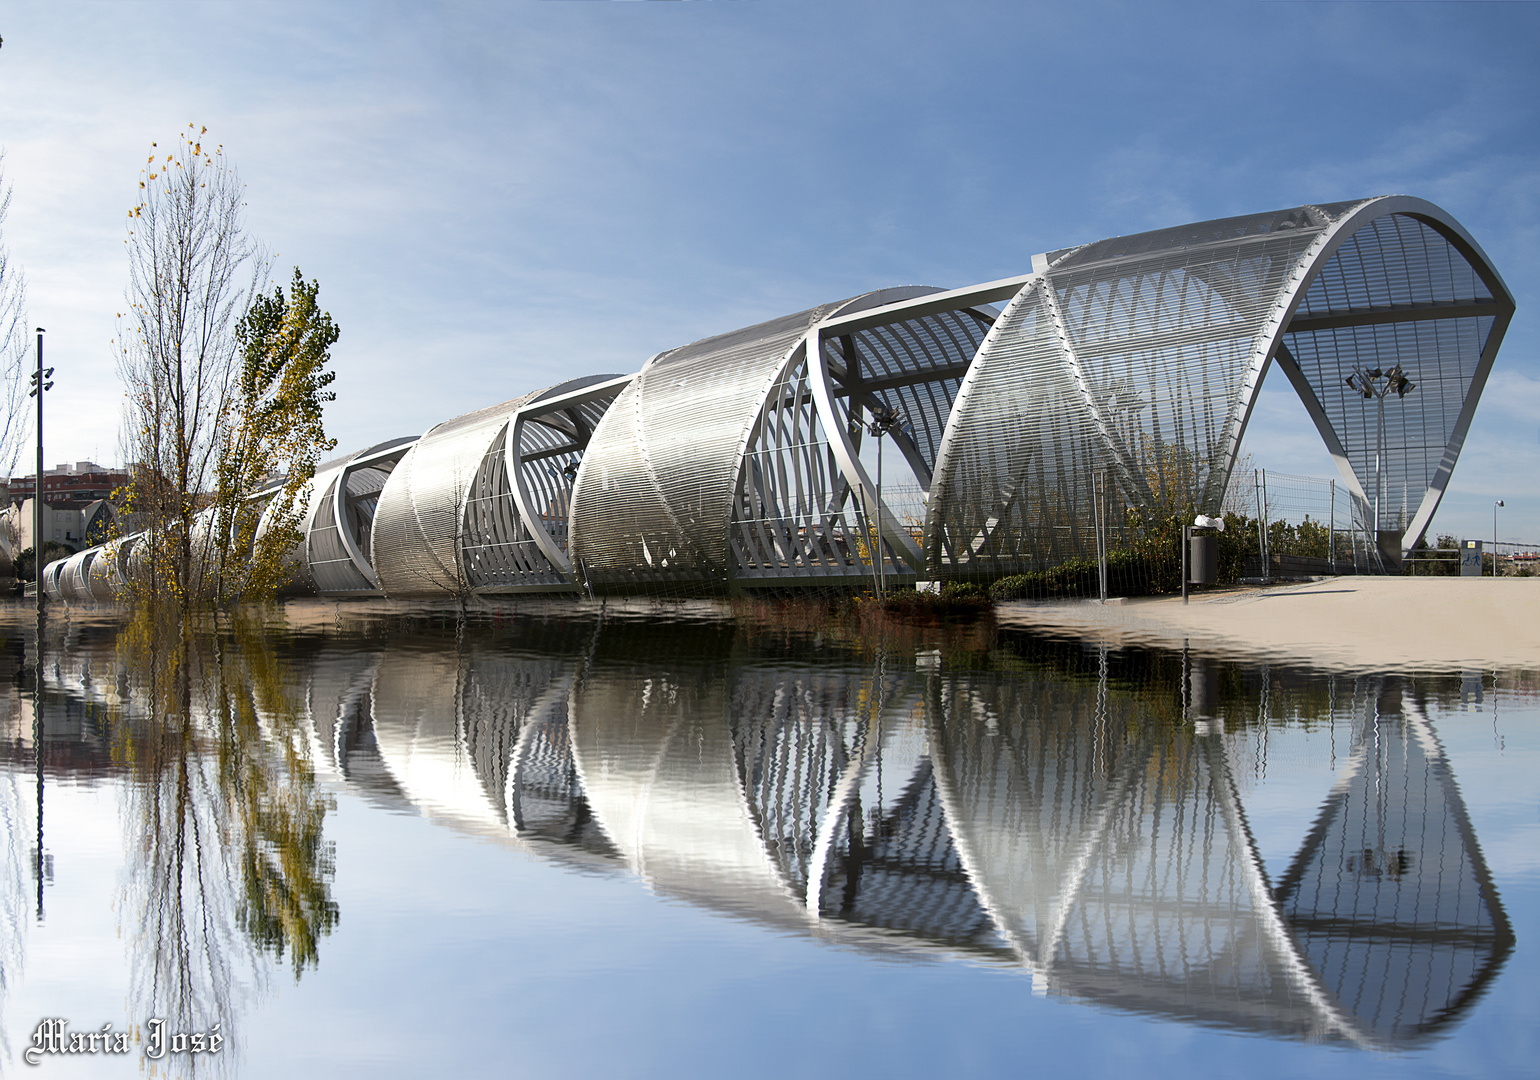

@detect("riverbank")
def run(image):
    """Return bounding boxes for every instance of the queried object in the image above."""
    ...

[995,576,1540,672]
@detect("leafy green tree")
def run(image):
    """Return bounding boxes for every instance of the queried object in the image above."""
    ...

[14,540,77,583]
[213,268,339,604]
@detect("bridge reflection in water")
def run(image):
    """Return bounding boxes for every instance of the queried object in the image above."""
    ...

[290,622,1511,1050]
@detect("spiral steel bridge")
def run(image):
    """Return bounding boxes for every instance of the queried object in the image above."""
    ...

[55,196,1512,601]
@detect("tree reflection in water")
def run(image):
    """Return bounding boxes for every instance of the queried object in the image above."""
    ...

[0,768,26,1064]
[114,605,337,1070]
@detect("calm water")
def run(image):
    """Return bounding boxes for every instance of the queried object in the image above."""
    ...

[1,599,1536,1079]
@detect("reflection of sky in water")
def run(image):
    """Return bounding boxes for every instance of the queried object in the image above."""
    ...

[1,606,1537,1079]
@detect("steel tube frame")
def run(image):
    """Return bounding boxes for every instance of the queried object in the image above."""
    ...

[52,197,1514,602]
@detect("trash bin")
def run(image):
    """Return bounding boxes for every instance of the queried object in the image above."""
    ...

[1189,533,1217,585]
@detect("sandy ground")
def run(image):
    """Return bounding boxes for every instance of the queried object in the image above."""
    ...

[995,576,1540,672]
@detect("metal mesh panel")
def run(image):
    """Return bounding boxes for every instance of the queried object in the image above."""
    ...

[462,426,562,590]
[307,469,374,594]
[731,352,879,583]
[1283,213,1504,534]
[86,539,129,600]
[1054,228,1327,509]
[60,549,95,600]
[1295,213,1494,317]
[1055,203,1354,268]
[814,759,997,947]
[1274,693,1510,1045]
[571,304,847,592]
[372,391,541,597]
[928,281,1113,576]
[509,380,628,582]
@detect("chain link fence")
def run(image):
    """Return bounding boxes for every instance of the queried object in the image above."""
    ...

[1224,468,1382,577]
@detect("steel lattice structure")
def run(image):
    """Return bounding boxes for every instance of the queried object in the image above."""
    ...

[53,196,1511,602]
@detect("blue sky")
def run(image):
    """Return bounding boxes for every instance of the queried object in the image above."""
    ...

[1,0,1537,543]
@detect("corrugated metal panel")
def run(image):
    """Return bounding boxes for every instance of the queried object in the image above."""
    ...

[372,391,543,597]
[571,303,848,592]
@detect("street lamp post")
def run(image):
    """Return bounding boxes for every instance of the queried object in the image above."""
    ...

[1494,499,1505,577]
[1345,362,1415,570]
[27,328,53,613]
[26,327,52,921]
[865,404,903,601]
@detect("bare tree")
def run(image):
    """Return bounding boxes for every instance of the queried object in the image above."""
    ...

[117,126,264,605]
[0,151,29,479]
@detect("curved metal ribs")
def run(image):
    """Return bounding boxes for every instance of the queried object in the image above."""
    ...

[51,197,1512,601]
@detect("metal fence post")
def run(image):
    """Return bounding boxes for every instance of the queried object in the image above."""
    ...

[1094,470,1108,603]
[1329,479,1336,574]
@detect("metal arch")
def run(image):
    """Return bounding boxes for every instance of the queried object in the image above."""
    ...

[41,556,66,600]
[507,374,632,580]
[1196,732,1377,1048]
[803,290,1000,577]
[807,326,925,573]
[731,340,869,583]
[570,303,850,592]
[455,417,522,590]
[302,468,352,590]
[372,393,545,597]
[729,294,983,588]
[923,275,1042,570]
[327,440,417,591]
[58,547,96,601]
[1228,196,1514,550]
[1039,274,1154,509]
[504,416,573,578]
[1208,207,1350,516]
[103,196,1510,598]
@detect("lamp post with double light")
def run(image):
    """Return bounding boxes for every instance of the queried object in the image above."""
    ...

[865,404,903,600]
[27,328,52,612]
[1345,362,1415,570]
